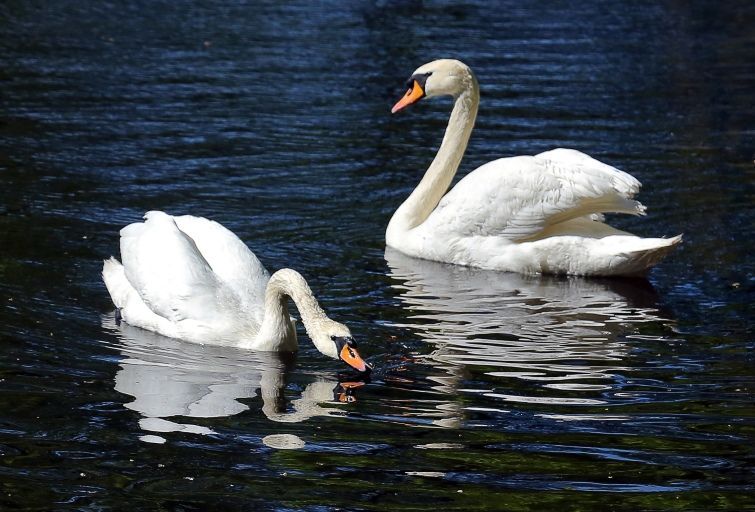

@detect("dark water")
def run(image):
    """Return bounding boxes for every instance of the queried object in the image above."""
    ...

[1,1,753,510]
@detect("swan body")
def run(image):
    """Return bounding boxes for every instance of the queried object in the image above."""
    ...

[102,211,369,371]
[389,59,681,276]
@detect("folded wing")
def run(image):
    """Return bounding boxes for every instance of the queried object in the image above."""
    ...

[119,211,224,325]
[172,214,270,316]
[422,148,646,242]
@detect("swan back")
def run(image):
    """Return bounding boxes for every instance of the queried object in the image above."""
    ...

[172,214,270,319]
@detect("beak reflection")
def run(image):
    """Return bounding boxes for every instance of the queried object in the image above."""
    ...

[334,380,366,403]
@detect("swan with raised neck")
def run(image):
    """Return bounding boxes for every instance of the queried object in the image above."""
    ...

[386,59,681,276]
[387,59,479,241]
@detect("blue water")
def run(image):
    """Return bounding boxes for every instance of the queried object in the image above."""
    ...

[1,1,753,510]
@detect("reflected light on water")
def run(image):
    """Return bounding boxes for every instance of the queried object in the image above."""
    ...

[262,433,306,450]
[384,247,675,414]
[102,315,354,434]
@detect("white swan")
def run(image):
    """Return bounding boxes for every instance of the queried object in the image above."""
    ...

[102,211,369,372]
[388,59,681,276]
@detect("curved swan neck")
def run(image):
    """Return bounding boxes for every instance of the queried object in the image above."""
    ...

[256,268,327,351]
[388,71,479,237]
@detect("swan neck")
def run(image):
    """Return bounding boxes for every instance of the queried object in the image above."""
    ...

[257,269,326,350]
[389,75,479,235]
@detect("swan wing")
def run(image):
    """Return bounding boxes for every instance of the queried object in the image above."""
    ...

[119,211,228,324]
[172,214,270,312]
[423,148,645,241]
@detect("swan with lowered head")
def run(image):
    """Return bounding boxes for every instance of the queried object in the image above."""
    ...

[389,59,681,276]
[102,211,370,373]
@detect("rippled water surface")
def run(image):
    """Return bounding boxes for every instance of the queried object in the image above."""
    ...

[1,1,753,510]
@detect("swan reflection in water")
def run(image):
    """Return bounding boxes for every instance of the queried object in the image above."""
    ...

[102,315,362,442]
[384,248,674,425]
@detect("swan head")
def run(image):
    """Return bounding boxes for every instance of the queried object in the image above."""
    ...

[391,59,473,113]
[310,319,371,374]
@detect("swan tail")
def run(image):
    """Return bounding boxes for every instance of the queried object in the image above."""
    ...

[102,256,183,337]
[530,234,682,276]
[102,257,133,309]
[607,234,683,276]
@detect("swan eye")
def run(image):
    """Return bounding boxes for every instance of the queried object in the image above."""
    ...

[331,335,357,348]
[417,72,432,86]
[406,72,432,91]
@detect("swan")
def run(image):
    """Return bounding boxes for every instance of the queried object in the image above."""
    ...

[102,211,370,373]
[388,59,681,276]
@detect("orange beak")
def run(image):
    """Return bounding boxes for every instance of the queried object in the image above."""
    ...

[391,80,426,113]
[339,343,371,373]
